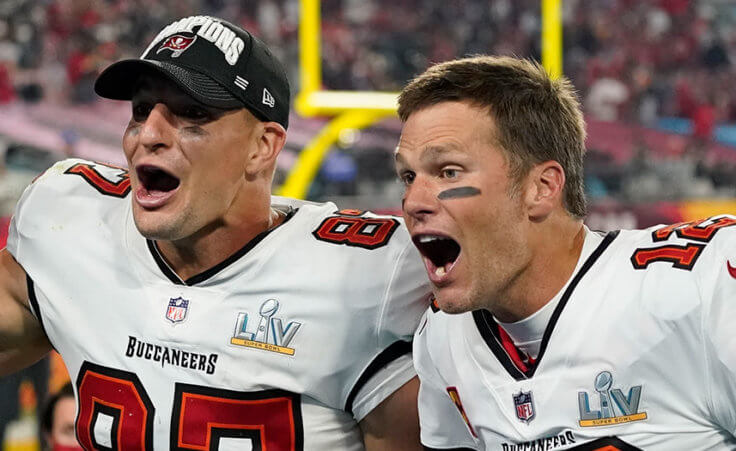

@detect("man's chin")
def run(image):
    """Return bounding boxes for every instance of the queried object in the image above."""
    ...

[433,288,475,314]
[132,208,179,241]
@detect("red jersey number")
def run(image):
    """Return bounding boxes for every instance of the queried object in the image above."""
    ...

[631,216,735,270]
[76,362,154,450]
[313,210,399,250]
[172,384,302,450]
[65,162,131,198]
[76,362,303,451]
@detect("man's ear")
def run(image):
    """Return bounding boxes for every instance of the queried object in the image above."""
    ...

[524,160,566,222]
[245,120,286,176]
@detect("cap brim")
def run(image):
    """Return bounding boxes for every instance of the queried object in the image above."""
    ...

[94,59,243,109]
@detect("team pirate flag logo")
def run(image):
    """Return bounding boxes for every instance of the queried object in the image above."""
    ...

[166,297,190,324]
[157,34,197,58]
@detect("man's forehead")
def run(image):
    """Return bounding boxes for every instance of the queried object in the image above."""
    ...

[398,103,496,155]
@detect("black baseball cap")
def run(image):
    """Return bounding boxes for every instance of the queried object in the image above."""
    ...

[94,15,290,129]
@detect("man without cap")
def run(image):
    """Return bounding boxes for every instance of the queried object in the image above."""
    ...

[395,55,736,449]
[41,383,83,451]
[0,15,429,450]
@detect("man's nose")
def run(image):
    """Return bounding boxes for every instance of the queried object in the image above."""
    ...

[402,177,439,222]
[138,104,174,152]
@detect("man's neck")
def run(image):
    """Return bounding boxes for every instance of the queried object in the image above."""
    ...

[156,202,284,282]
[492,215,585,323]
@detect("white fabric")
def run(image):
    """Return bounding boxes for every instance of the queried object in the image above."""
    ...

[8,158,431,450]
[415,215,736,450]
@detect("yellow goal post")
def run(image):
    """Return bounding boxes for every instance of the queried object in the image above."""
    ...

[277,0,562,200]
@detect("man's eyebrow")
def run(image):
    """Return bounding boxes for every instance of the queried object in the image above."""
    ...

[395,144,461,168]
[419,144,460,163]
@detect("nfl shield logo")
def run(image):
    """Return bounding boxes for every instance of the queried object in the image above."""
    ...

[513,390,535,423]
[166,297,189,324]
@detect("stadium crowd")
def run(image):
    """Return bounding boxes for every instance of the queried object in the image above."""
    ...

[0,0,735,208]
[1,0,736,124]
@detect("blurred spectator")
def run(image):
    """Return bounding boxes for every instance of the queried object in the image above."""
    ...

[586,76,629,121]
[318,149,358,196]
[66,37,101,103]
[692,95,717,142]
[60,129,79,158]
[0,18,18,103]
[1,0,736,124]
[0,0,733,207]
[0,62,14,103]
[40,383,82,451]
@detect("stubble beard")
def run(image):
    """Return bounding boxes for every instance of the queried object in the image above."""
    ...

[473,230,530,318]
[132,202,194,243]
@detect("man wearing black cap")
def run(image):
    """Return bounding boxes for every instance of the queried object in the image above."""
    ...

[0,16,428,450]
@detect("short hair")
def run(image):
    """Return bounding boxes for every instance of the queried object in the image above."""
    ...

[40,382,75,437]
[398,55,587,218]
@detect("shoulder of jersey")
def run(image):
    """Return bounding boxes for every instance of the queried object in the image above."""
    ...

[618,214,736,250]
[28,158,131,205]
[610,225,662,247]
[11,159,129,238]
[690,214,736,264]
[614,215,736,289]
[273,196,413,253]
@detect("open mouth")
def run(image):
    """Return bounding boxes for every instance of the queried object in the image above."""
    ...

[413,235,461,277]
[136,165,180,193]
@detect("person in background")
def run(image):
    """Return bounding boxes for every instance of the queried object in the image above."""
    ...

[40,383,82,451]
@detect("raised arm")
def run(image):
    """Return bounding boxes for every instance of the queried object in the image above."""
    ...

[0,248,52,376]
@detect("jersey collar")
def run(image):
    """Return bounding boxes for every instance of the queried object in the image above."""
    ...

[473,230,620,381]
[146,207,297,286]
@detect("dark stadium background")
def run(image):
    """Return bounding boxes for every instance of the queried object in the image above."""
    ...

[0,1,735,449]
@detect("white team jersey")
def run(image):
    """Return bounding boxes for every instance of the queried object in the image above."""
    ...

[7,159,431,450]
[415,217,736,450]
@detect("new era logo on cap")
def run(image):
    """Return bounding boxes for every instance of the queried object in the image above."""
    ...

[262,88,275,108]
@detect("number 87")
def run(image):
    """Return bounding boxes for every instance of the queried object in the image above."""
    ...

[76,362,303,450]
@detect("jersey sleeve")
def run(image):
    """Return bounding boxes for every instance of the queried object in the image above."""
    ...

[414,312,480,450]
[349,236,431,421]
[699,216,736,434]
[5,164,46,262]
[7,158,112,258]
[7,160,75,325]
[7,158,128,328]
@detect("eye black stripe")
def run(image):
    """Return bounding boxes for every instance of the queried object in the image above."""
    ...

[438,187,481,199]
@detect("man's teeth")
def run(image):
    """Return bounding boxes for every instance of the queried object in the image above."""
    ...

[420,236,441,243]
[435,266,446,276]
